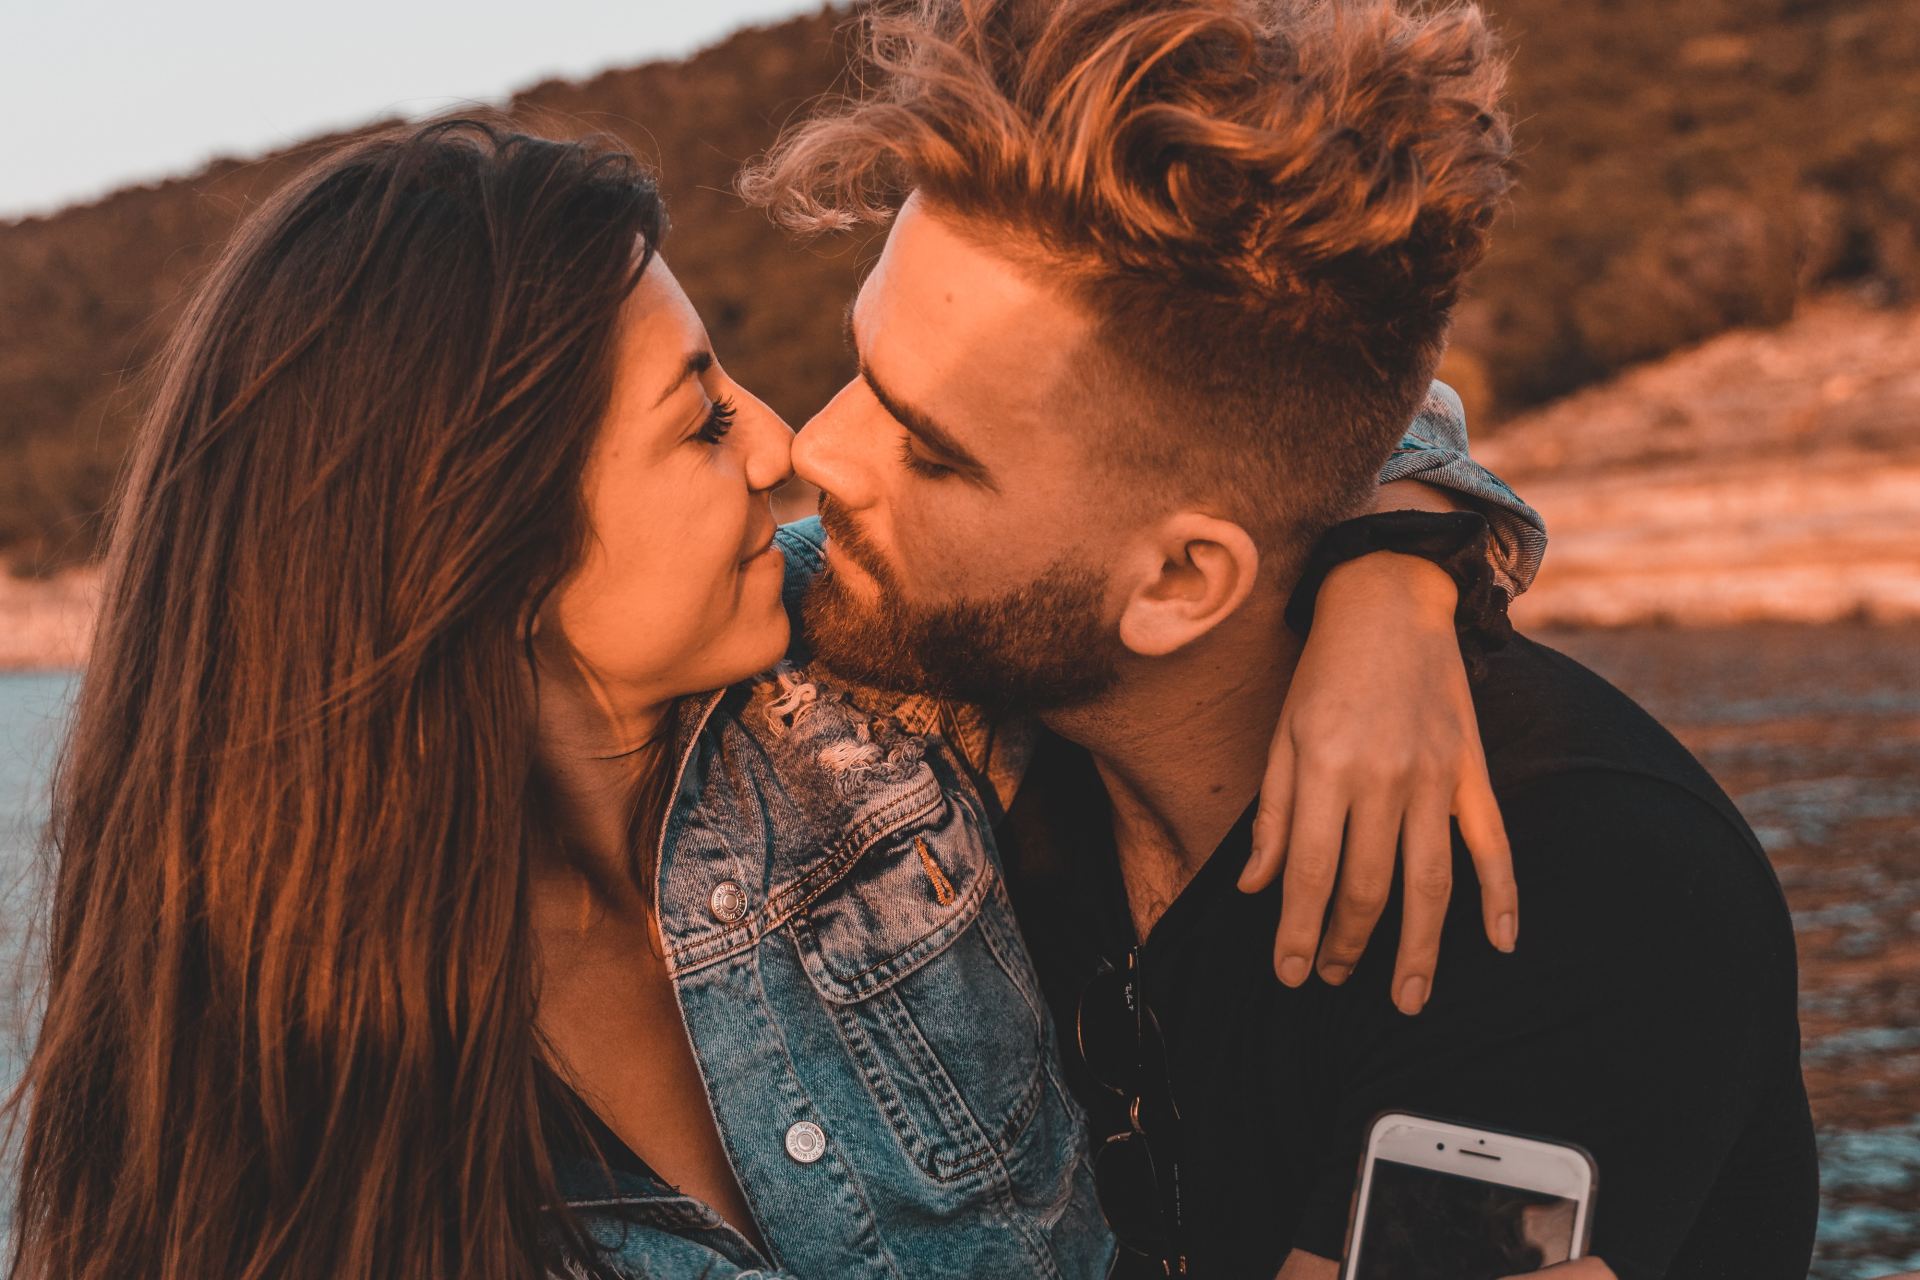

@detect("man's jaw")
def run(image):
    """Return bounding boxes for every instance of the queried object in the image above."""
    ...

[800,568,928,695]
[802,554,1124,715]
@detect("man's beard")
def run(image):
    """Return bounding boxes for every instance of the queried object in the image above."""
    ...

[804,498,1123,715]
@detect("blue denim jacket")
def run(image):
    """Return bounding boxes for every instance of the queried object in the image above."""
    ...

[552,384,1544,1278]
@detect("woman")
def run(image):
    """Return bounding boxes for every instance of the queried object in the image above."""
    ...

[9,118,1538,1279]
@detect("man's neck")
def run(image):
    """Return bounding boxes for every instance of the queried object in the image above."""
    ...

[1043,595,1300,940]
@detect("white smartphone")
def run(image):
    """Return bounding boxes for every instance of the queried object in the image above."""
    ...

[1340,1112,1598,1280]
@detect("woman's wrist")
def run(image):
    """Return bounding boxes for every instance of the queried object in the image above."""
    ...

[1285,509,1511,651]
[1318,550,1460,628]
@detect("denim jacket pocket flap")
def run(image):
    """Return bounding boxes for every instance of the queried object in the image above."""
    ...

[789,790,994,1004]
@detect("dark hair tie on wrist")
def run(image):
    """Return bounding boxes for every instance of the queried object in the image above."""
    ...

[1286,509,1513,665]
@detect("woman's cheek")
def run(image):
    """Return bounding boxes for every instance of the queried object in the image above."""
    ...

[681,509,748,638]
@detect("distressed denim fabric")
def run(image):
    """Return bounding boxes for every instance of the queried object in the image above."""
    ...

[558,649,1107,1279]
[554,378,1538,1276]
[1379,381,1546,601]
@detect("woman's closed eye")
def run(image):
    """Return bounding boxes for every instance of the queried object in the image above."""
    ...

[695,395,737,444]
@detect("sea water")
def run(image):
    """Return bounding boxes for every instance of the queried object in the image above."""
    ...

[0,670,77,1246]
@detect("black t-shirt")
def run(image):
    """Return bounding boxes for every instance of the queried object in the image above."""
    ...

[1001,635,1818,1280]
[540,1061,669,1194]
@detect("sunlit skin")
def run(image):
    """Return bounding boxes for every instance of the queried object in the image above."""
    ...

[795,193,1513,983]
[506,223,1550,1274]
[795,194,1306,924]
[794,197,1565,1276]
[800,202,1119,606]
[507,230,1497,1264]
[527,251,790,1249]
[535,254,792,742]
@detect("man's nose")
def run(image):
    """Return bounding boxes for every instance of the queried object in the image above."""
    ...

[792,380,875,509]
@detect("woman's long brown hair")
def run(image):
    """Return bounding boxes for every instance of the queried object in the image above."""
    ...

[7,117,665,1280]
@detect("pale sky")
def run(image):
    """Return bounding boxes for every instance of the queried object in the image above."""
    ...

[1,0,836,220]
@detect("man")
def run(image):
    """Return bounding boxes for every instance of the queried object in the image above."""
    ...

[744,0,1819,1276]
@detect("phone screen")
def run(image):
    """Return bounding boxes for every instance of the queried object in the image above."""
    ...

[1352,1158,1579,1280]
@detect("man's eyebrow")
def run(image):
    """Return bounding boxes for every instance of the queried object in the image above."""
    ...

[652,350,714,408]
[859,363,997,488]
[843,302,996,489]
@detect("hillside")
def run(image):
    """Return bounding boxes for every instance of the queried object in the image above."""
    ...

[3,0,1918,572]
[0,9,866,572]
[1495,293,1920,628]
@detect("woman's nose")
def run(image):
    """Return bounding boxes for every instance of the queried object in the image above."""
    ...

[744,399,795,496]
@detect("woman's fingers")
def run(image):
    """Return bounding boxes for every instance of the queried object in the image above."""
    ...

[1240,726,1298,894]
[1271,781,1347,985]
[1254,676,1515,1004]
[1456,750,1518,954]
[1310,794,1403,987]
[1385,790,1454,1015]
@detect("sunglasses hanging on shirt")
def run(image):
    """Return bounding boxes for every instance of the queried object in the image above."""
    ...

[1077,947,1190,1278]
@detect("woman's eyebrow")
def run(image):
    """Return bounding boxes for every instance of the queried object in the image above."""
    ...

[651,350,714,408]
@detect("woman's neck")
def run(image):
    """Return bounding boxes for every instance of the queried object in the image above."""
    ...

[528,638,674,890]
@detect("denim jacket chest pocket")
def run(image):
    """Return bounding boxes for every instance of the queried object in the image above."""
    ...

[657,674,1106,1277]
[670,670,1051,1200]
[787,761,1056,1187]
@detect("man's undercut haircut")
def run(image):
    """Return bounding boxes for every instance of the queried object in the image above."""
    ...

[743,0,1514,559]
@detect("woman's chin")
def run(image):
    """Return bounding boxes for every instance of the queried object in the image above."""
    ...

[733,606,794,683]
[698,557,795,688]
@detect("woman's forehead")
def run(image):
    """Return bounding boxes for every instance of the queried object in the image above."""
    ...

[608,255,713,406]
[619,254,705,354]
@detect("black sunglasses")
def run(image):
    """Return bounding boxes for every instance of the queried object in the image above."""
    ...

[1077,948,1190,1278]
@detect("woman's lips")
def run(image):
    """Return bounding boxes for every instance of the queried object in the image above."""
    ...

[740,529,777,564]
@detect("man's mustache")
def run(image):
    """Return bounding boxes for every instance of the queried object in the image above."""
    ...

[816,496,893,586]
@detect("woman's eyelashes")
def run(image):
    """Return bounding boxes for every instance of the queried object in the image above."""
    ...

[695,395,737,444]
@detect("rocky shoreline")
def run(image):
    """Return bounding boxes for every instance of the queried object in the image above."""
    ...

[1488,296,1920,631]
[0,568,96,671]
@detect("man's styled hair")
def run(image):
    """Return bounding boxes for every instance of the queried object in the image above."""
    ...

[744,0,1514,557]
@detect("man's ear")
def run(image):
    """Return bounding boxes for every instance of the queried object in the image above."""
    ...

[1114,512,1261,658]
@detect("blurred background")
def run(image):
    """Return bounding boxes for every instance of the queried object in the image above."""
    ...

[1,1,1917,1274]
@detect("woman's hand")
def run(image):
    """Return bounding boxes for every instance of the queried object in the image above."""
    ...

[1504,1262,1616,1280]
[1237,550,1516,1015]
[1274,1253,1613,1280]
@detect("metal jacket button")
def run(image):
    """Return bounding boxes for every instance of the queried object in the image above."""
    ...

[708,880,747,924]
[785,1121,827,1164]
